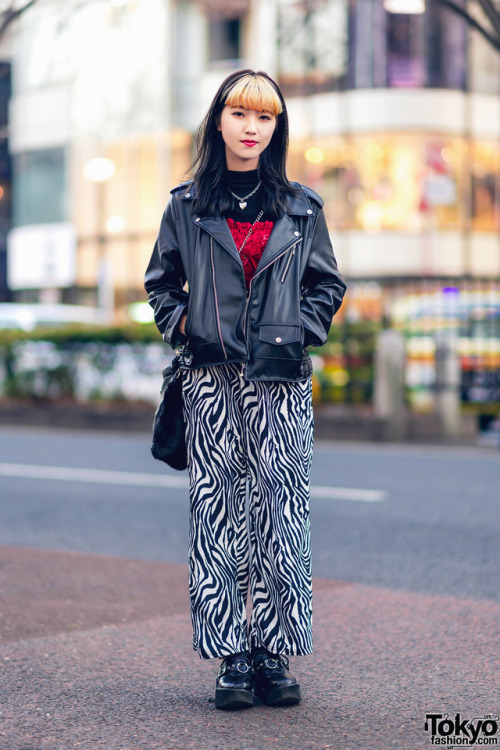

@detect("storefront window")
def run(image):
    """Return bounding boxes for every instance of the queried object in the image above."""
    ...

[471,141,500,231]
[290,134,466,233]
[288,135,346,229]
[391,281,500,413]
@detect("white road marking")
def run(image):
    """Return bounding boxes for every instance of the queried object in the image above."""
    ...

[0,463,387,503]
[0,463,189,490]
[310,485,386,502]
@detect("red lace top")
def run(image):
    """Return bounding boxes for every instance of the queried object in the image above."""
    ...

[227,218,274,288]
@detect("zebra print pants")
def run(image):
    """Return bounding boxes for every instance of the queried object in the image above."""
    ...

[181,363,314,660]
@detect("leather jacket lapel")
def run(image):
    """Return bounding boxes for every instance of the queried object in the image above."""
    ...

[193,213,301,272]
[255,215,301,275]
[192,215,240,263]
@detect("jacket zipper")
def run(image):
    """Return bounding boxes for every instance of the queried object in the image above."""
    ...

[241,283,252,378]
[243,239,301,338]
[280,243,298,283]
[210,237,228,359]
[240,239,301,378]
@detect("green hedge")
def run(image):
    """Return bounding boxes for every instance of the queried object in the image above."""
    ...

[0,322,161,347]
[0,320,380,405]
[0,323,166,401]
[0,319,381,348]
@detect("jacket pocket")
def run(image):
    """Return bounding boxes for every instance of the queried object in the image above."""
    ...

[259,324,301,346]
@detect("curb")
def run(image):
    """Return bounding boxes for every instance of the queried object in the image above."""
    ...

[0,398,479,445]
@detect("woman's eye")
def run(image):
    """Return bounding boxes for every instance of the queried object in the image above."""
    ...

[260,115,271,121]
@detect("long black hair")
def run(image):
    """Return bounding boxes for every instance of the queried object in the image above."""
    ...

[189,70,297,218]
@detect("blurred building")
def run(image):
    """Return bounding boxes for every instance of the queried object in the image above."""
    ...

[281,1,500,309]
[0,59,11,302]
[3,1,500,332]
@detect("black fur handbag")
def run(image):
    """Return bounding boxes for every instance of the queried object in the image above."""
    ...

[151,356,187,471]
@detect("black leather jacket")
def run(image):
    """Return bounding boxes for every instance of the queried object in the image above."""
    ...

[145,180,346,381]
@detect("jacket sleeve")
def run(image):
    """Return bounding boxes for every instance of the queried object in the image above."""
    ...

[300,208,346,348]
[144,197,189,349]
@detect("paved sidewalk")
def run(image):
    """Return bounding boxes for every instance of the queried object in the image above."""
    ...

[0,546,498,750]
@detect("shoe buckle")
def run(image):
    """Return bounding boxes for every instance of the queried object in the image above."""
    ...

[236,662,250,673]
[264,658,279,669]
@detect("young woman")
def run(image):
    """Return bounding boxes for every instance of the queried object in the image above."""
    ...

[145,70,346,710]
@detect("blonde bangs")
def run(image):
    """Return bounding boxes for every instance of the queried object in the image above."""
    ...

[224,75,283,116]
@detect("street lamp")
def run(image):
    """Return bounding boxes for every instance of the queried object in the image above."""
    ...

[83,157,116,317]
[83,157,115,183]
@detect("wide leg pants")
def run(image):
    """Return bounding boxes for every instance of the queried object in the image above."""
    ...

[181,363,314,660]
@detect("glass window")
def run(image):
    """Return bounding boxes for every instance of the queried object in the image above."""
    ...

[390,280,500,413]
[348,0,466,90]
[289,134,467,232]
[0,63,11,235]
[12,148,66,227]
[425,3,467,90]
[387,14,425,88]
[0,62,10,300]
[468,3,500,94]
[0,62,10,126]
[0,139,11,234]
[278,0,348,95]
[291,134,500,235]
[288,135,347,229]
[471,141,500,231]
[208,18,241,63]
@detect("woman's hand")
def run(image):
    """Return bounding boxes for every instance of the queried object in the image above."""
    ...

[179,314,187,336]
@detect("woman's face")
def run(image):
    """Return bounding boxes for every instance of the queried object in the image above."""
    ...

[217,104,277,171]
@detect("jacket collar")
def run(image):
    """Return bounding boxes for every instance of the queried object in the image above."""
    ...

[173,180,312,267]
[193,212,303,271]
[173,180,315,216]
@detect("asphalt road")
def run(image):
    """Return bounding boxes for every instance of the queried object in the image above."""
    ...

[1,425,499,750]
[0,425,498,601]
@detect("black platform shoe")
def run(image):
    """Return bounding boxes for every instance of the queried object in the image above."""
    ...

[252,648,302,706]
[215,651,255,710]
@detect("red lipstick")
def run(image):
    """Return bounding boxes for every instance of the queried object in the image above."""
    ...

[241,140,257,147]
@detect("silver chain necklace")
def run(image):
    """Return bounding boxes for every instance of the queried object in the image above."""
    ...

[227,180,262,210]
[236,210,264,254]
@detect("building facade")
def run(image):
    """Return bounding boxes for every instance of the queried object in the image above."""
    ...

[3,0,500,409]
[6,0,500,297]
